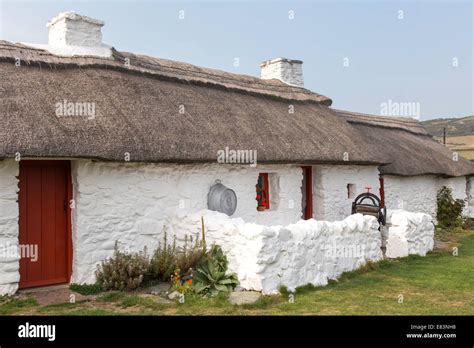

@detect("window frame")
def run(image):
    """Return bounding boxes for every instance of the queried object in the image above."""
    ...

[256,173,270,210]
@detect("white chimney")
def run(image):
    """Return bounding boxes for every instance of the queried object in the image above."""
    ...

[47,12,104,47]
[22,12,111,57]
[260,58,304,87]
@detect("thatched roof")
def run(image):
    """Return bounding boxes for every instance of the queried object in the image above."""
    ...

[334,110,474,177]
[0,40,382,165]
[0,41,332,105]
[335,110,429,135]
[1,40,473,177]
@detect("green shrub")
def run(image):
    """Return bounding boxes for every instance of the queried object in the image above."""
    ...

[150,231,177,281]
[461,217,474,230]
[94,219,234,295]
[150,230,207,281]
[193,245,239,297]
[69,283,103,295]
[436,186,465,228]
[279,285,290,298]
[96,243,150,291]
[175,234,206,276]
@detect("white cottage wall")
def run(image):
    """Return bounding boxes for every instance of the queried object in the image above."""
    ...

[467,177,474,218]
[0,160,20,295]
[0,158,453,293]
[313,165,380,221]
[71,160,304,283]
[383,175,468,218]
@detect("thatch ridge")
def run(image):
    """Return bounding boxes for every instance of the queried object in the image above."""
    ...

[0,40,332,105]
[334,109,428,135]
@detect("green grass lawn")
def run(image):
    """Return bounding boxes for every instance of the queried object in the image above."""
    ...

[3,233,474,316]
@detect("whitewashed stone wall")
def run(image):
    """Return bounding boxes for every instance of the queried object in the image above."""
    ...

[313,165,380,221]
[384,210,434,258]
[0,160,20,295]
[71,160,304,284]
[383,175,468,219]
[0,157,454,293]
[466,177,474,218]
[168,210,383,294]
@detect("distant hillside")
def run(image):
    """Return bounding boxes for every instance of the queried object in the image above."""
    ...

[422,115,474,137]
[421,115,474,160]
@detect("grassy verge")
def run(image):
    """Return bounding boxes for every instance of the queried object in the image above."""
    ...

[3,231,474,315]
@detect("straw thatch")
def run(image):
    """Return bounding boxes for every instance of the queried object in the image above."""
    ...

[335,109,428,135]
[334,109,474,177]
[0,41,332,105]
[0,41,381,165]
[1,40,473,177]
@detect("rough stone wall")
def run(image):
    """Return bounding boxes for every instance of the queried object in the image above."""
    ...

[71,160,304,284]
[167,210,265,291]
[72,161,386,284]
[168,210,383,294]
[0,158,448,293]
[384,210,434,258]
[0,160,20,295]
[313,165,380,221]
[383,175,468,219]
[466,176,474,218]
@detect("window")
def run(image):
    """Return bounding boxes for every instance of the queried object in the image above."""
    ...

[347,183,356,199]
[256,173,270,210]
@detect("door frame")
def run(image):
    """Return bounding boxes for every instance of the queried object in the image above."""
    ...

[18,160,73,288]
[301,166,313,220]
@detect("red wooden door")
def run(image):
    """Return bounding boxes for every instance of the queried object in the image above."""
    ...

[302,166,313,219]
[19,161,72,289]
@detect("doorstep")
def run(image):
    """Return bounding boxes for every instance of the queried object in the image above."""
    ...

[18,284,70,294]
[18,284,94,306]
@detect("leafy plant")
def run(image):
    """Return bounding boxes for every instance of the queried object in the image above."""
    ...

[436,186,465,228]
[150,225,207,282]
[69,283,103,295]
[96,243,150,291]
[150,231,177,281]
[175,234,206,277]
[461,217,474,230]
[192,245,239,297]
[170,269,194,295]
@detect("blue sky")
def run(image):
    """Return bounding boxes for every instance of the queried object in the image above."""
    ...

[1,0,472,120]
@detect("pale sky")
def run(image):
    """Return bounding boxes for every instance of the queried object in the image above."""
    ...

[1,0,473,120]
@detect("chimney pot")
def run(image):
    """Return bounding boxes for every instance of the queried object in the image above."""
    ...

[260,58,304,87]
[47,11,104,47]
